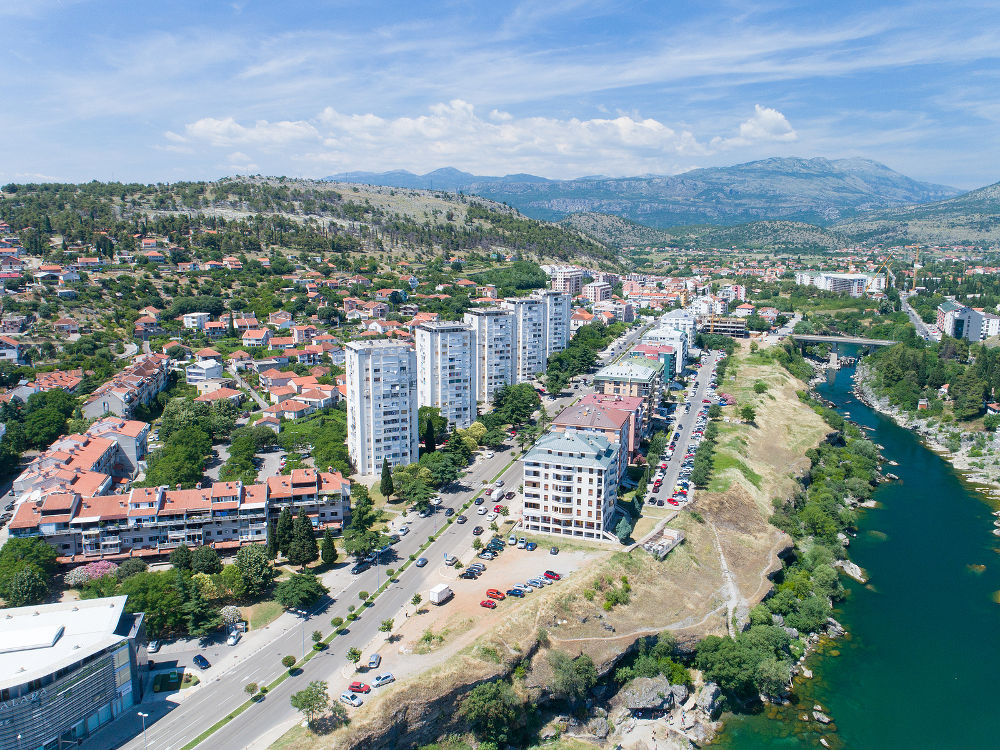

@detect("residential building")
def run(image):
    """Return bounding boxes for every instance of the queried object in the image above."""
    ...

[0,596,147,750]
[571,308,597,333]
[592,358,664,434]
[346,340,419,475]
[641,326,687,375]
[415,322,476,430]
[550,267,583,296]
[700,316,748,338]
[583,281,612,303]
[185,359,223,384]
[82,354,170,419]
[182,312,211,330]
[632,344,678,377]
[242,328,271,348]
[795,271,884,297]
[535,290,572,358]
[464,308,515,405]
[658,309,696,342]
[502,297,547,382]
[579,393,643,457]
[937,300,966,338]
[0,335,27,364]
[8,468,350,562]
[521,431,619,541]
[551,402,632,480]
[593,299,635,323]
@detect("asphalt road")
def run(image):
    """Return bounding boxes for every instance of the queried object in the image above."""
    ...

[644,351,721,508]
[110,327,640,750]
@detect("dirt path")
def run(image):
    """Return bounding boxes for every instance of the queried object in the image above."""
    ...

[710,522,742,637]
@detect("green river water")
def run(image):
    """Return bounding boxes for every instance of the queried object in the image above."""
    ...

[714,363,1000,749]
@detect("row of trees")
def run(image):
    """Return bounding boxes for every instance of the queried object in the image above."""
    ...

[544,322,627,393]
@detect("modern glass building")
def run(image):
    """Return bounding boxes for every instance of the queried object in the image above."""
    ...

[0,595,146,750]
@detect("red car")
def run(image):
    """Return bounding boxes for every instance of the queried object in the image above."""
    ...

[485,488,493,496]
[349,681,371,693]
[494,504,504,512]
[480,599,497,609]
[668,499,680,506]
[659,462,668,470]
[543,570,561,580]
[486,588,506,600]
[702,399,711,403]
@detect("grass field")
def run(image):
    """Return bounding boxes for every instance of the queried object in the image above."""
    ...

[246,600,284,630]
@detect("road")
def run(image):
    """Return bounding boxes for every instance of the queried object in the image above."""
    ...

[642,351,721,509]
[901,294,934,341]
[229,365,268,410]
[109,328,638,750]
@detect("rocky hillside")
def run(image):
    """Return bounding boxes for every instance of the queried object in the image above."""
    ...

[329,157,960,227]
[834,180,1000,244]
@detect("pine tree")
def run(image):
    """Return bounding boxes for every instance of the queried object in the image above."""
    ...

[321,530,338,565]
[266,522,279,559]
[423,418,435,453]
[275,507,295,558]
[288,510,319,568]
[380,459,394,498]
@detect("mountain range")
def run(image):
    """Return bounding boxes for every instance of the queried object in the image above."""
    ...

[327,158,961,228]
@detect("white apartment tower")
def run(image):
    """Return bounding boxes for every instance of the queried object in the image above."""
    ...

[535,290,572,358]
[464,308,515,406]
[503,297,548,382]
[415,321,476,430]
[346,340,419,475]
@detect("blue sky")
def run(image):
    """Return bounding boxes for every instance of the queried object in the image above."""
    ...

[2,0,999,188]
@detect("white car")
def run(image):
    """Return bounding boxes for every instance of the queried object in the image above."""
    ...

[494,479,504,488]
[340,692,363,707]
[486,512,498,522]
[226,632,240,646]
[373,673,395,688]
[398,525,409,536]
[485,451,495,458]
[477,506,487,515]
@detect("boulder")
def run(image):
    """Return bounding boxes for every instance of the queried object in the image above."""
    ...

[826,618,846,637]
[783,626,799,639]
[812,710,832,724]
[587,717,610,739]
[688,721,714,746]
[619,677,674,712]
[697,683,722,716]
[671,683,689,704]
[771,613,785,626]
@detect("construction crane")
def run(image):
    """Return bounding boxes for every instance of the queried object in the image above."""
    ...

[864,250,896,296]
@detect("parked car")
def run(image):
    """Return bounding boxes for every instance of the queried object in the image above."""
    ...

[444,555,458,566]
[477,506,488,515]
[506,588,525,598]
[415,557,428,567]
[507,534,517,545]
[368,654,382,669]
[486,588,506,600]
[474,497,485,505]
[505,491,516,500]
[525,542,537,551]
[478,551,496,560]
[340,692,363,707]
[373,673,395,688]
[494,479,504,488]
[543,570,561,580]
[460,570,478,580]
[349,681,371,693]
[472,525,484,535]
[147,640,161,654]
[480,599,496,609]
[398,525,409,536]
[456,515,467,524]
[517,538,527,549]
[549,546,559,555]
[226,632,240,646]
[193,654,211,670]
[486,512,498,522]
[444,508,455,517]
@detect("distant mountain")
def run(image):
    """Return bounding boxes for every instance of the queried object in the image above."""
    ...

[834,181,1000,244]
[328,158,960,228]
[327,167,554,192]
[561,212,846,251]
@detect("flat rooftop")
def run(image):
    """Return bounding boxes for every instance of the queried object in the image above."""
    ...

[0,595,129,690]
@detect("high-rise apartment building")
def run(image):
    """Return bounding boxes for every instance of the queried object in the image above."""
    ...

[415,321,475,430]
[464,308,515,406]
[502,297,547,382]
[583,281,612,303]
[535,290,571,358]
[346,340,418,475]
[551,267,583,296]
[521,430,619,541]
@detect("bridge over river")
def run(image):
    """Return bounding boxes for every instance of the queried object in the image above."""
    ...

[791,334,898,368]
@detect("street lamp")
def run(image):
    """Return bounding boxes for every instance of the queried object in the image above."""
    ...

[137,712,149,750]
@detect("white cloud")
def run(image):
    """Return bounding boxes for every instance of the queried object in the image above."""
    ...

[173,117,319,148]
[168,101,804,177]
[711,105,797,150]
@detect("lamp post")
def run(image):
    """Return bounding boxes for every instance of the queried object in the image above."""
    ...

[137,712,149,750]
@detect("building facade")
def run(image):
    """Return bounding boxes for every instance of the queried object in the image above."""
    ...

[0,596,146,750]
[550,267,583,296]
[464,308,515,406]
[592,358,664,435]
[583,281,612,303]
[346,340,419,475]
[521,431,619,541]
[415,321,476,430]
[502,297,548,383]
[535,290,571,358]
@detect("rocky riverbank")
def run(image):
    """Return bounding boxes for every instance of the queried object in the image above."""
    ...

[852,363,1000,495]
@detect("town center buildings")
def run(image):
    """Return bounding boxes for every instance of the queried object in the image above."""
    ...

[415,321,476,430]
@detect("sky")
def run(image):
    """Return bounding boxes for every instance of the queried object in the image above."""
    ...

[1,0,999,189]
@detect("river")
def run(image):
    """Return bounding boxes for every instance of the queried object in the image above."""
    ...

[714,362,1000,748]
